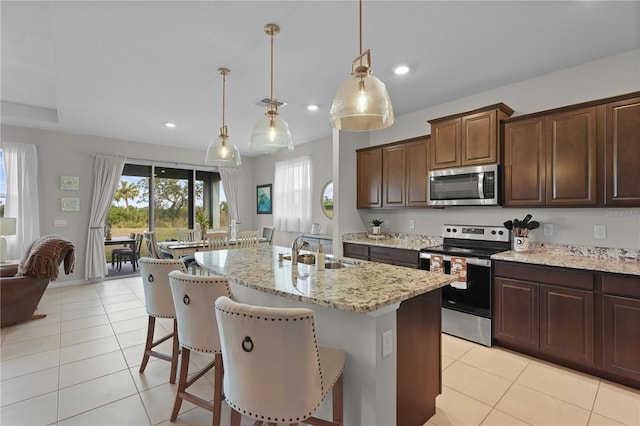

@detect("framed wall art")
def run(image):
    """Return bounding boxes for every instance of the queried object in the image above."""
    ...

[256,184,272,214]
[61,197,80,212]
[61,176,80,190]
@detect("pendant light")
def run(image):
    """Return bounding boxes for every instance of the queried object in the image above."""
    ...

[249,23,294,154]
[206,68,241,167]
[329,0,394,131]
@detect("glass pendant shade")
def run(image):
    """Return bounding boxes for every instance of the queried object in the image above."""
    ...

[330,72,394,131]
[206,137,241,167]
[250,23,293,154]
[249,115,293,154]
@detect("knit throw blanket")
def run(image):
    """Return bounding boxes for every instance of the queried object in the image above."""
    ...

[17,235,75,280]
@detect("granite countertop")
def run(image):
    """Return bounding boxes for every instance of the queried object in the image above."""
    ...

[195,245,455,314]
[491,243,640,276]
[342,232,442,251]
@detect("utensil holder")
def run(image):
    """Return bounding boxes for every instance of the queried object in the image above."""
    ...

[514,237,529,252]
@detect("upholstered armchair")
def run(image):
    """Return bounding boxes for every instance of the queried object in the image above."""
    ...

[0,235,75,327]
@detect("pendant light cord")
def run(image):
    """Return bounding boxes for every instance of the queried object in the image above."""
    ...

[359,0,363,56]
[270,31,274,103]
[222,71,226,128]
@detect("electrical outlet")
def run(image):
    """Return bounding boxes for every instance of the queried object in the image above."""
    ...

[382,330,392,358]
[409,219,415,230]
[53,219,67,228]
[594,225,607,239]
[383,220,390,229]
[543,223,554,236]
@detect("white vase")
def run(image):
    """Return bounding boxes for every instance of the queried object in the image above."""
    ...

[371,226,381,235]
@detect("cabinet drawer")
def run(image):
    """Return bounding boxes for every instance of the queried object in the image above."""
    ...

[602,274,640,298]
[494,262,594,291]
[369,246,419,266]
[343,243,369,260]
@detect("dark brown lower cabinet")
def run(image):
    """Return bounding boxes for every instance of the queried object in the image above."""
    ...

[602,274,640,383]
[343,243,369,260]
[343,243,419,268]
[369,246,419,269]
[494,262,640,389]
[494,277,539,350]
[539,285,594,366]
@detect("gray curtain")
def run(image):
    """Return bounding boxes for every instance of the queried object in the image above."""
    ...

[85,154,126,280]
[219,167,239,227]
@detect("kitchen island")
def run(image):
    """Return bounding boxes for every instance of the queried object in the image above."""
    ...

[195,245,455,425]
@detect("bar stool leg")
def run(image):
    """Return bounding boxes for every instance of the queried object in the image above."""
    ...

[171,347,191,421]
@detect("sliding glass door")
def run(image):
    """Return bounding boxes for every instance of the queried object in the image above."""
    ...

[106,162,223,260]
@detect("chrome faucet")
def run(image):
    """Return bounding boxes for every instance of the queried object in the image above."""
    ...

[291,234,309,265]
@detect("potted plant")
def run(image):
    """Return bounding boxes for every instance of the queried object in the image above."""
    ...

[196,210,211,240]
[370,219,384,235]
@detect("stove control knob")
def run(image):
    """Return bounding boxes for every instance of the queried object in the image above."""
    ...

[446,228,451,232]
[452,228,457,233]
[491,230,496,235]
[498,230,504,235]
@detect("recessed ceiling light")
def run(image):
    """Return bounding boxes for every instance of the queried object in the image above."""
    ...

[307,104,319,111]
[164,122,176,128]
[393,65,410,75]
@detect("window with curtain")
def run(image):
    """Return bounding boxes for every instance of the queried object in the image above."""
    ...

[273,155,312,233]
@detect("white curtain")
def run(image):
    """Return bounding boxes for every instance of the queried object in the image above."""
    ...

[2,142,40,258]
[85,154,126,280]
[274,155,312,233]
[219,167,239,226]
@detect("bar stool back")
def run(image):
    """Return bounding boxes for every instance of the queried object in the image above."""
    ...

[215,296,345,426]
[138,257,187,384]
[168,270,232,426]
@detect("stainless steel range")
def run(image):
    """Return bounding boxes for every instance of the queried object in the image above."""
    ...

[420,225,511,346]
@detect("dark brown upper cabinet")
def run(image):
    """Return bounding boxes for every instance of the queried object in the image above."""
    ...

[357,136,430,209]
[429,103,514,170]
[503,91,640,207]
[604,96,640,206]
[356,148,382,209]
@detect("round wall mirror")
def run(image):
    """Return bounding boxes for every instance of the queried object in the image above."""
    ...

[321,180,334,219]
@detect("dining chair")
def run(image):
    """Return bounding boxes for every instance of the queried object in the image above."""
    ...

[235,230,260,249]
[137,257,187,384]
[260,226,275,246]
[143,231,164,259]
[168,270,232,426]
[114,233,143,271]
[177,228,199,243]
[204,231,230,251]
[111,232,135,268]
[215,296,345,426]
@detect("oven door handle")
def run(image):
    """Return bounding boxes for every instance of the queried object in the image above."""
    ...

[420,252,491,267]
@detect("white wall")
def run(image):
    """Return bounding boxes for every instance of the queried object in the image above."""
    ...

[251,135,334,247]
[0,125,257,283]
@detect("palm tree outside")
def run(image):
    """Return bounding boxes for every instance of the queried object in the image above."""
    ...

[114,180,139,210]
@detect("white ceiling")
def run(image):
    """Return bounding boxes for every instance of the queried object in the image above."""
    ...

[2,1,639,158]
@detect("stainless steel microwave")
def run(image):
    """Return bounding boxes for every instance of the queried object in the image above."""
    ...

[428,164,499,206]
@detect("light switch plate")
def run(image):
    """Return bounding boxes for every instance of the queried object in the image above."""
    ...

[544,223,553,236]
[409,219,415,230]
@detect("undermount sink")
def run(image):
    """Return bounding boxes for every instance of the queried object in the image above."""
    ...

[324,261,350,269]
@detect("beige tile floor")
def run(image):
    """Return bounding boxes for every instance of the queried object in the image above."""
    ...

[1,277,639,426]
